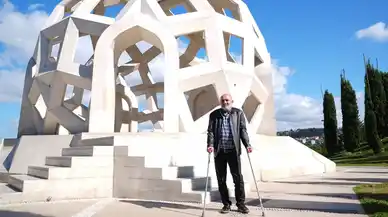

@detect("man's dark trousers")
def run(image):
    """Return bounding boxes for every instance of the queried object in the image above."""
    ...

[215,149,245,206]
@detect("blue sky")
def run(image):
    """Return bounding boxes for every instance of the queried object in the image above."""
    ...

[0,0,387,138]
[253,0,388,99]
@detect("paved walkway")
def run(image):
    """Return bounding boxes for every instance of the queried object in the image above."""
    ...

[1,166,387,217]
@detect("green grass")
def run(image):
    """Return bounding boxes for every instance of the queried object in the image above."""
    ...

[354,183,388,216]
[330,138,388,166]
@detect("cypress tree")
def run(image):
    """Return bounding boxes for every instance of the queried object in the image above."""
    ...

[381,72,388,136]
[365,110,384,154]
[323,90,342,155]
[365,61,387,138]
[340,70,360,152]
[364,62,384,153]
[382,72,388,101]
[359,121,366,143]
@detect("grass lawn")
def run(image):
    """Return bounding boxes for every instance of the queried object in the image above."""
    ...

[331,151,388,167]
[330,138,388,166]
[354,183,388,217]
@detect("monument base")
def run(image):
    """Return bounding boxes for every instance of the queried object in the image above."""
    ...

[0,133,335,204]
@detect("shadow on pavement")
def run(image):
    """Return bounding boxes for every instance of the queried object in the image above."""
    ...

[301,193,357,200]
[345,171,388,174]
[272,181,362,186]
[260,192,358,200]
[0,211,52,217]
[325,177,388,183]
[120,197,363,215]
[120,200,220,216]
[246,198,363,214]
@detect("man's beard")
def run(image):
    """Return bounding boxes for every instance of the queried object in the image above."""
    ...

[221,106,232,112]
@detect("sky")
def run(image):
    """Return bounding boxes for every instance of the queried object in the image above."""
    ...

[0,0,388,138]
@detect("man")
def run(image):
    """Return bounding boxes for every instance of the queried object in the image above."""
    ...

[207,93,252,214]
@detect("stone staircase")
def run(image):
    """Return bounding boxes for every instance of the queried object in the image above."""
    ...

[3,144,115,203]
[0,138,249,204]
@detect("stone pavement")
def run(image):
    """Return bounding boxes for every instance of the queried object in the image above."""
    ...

[1,166,387,217]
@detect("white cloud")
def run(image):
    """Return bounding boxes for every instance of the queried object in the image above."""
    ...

[271,61,325,130]
[0,68,25,102]
[272,61,364,131]
[355,22,388,42]
[0,1,49,102]
[0,1,365,133]
[28,4,44,11]
[0,1,48,65]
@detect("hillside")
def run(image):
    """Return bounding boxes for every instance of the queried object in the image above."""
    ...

[277,128,324,138]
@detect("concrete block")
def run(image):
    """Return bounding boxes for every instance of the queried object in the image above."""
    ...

[118,166,195,180]
[76,136,115,147]
[0,143,14,183]
[114,156,145,167]
[5,135,73,174]
[120,190,209,204]
[115,177,209,194]
[210,183,251,202]
[8,174,112,197]
[183,177,211,191]
[62,146,115,156]
[45,156,114,167]
[27,166,113,179]
[1,133,337,205]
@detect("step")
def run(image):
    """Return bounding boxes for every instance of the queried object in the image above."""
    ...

[120,189,210,204]
[0,171,12,183]
[117,177,211,195]
[115,156,145,167]
[76,137,114,146]
[120,166,195,180]
[8,175,41,192]
[62,146,115,156]
[45,156,114,167]
[27,166,113,179]
[0,183,19,194]
[209,183,251,202]
[8,174,112,196]
[179,177,211,191]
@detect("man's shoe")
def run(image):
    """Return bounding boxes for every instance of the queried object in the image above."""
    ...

[237,204,250,214]
[220,205,231,214]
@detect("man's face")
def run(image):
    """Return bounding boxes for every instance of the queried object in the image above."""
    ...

[220,94,233,111]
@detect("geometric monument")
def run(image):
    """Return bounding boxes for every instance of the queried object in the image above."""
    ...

[1,0,335,204]
[17,0,274,136]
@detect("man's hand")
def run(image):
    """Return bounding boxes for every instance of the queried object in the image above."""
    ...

[247,147,253,153]
[207,147,214,153]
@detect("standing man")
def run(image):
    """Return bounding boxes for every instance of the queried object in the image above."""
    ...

[207,93,252,214]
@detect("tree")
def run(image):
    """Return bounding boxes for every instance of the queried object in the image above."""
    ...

[359,121,366,143]
[365,61,387,138]
[382,72,388,102]
[365,110,384,154]
[323,90,343,155]
[381,72,388,135]
[364,62,384,153]
[340,71,360,152]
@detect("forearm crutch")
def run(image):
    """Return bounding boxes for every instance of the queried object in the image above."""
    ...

[247,151,266,217]
[201,152,211,217]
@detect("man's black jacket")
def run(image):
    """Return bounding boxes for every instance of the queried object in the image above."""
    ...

[207,107,252,156]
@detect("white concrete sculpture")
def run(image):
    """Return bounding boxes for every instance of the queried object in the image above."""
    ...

[2,0,335,205]
[17,0,276,137]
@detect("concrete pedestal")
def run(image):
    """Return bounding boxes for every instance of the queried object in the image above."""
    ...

[0,133,335,204]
